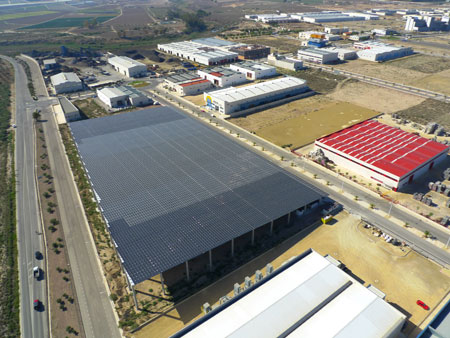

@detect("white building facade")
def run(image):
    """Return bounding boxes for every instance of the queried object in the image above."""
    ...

[268,54,303,71]
[297,48,339,64]
[50,72,83,94]
[229,62,277,80]
[197,67,247,87]
[108,56,147,78]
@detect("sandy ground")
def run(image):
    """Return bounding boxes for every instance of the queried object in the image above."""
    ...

[418,69,450,95]
[133,212,450,338]
[239,100,378,149]
[328,81,425,114]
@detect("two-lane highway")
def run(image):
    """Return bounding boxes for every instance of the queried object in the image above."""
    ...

[0,56,49,338]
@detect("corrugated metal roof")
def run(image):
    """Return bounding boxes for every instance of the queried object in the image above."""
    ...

[108,56,146,68]
[316,120,449,178]
[173,250,406,338]
[50,72,81,86]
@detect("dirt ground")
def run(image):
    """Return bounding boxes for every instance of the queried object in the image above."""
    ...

[395,99,450,130]
[232,99,379,149]
[328,81,425,114]
[73,98,108,119]
[237,35,302,54]
[387,54,450,74]
[133,211,450,338]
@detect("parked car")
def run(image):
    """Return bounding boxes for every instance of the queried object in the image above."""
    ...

[35,251,43,260]
[33,299,41,311]
[12,124,17,128]
[417,300,429,310]
[33,266,40,279]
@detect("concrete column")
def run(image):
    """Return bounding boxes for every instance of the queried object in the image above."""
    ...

[231,238,234,257]
[132,285,138,310]
[270,221,274,235]
[209,250,213,272]
[185,261,190,282]
[287,212,291,224]
[160,273,166,295]
[251,229,255,246]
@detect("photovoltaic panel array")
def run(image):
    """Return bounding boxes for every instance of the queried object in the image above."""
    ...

[70,107,324,284]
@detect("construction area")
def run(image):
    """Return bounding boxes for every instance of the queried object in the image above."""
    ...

[133,211,450,338]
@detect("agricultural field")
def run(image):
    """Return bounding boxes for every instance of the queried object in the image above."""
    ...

[21,15,116,29]
[0,11,56,21]
[107,6,153,27]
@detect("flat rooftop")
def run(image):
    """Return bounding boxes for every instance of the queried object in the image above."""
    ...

[172,249,406,338]
[200,66,239,78]
[232,61,275,71]
[207,76,307,104]
[69,107,323,284]
[108,55,145,68]
[51,72,81,85]
[316,120,449,178]
[299,48,338,56]
[165,72,201,84]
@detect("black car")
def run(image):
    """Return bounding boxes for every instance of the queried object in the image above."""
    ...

[35,251,43,260]
[33,299,41,310]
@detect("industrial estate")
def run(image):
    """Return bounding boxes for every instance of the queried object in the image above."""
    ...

[1,0,450,338]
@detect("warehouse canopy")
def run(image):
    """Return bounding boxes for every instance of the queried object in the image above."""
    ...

[70,107,323,284]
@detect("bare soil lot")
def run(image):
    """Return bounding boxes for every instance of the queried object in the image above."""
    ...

[387,54,450,74]
[328,81,425,114]
[107,6,152,27]
[396,99,450,130]
[133,212,450,338]
[231,99,379,149]
[237,35,301,54]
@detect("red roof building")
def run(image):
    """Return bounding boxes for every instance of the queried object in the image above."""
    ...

[315,120,449,190]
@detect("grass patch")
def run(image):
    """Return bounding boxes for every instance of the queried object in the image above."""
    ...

[73,98,108,119]
[21,15,116,29]
[0,59,20,338]
[129,81,149,88]
[0,11,56,21]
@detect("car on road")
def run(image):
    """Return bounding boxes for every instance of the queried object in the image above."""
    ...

[417,300,429,310]
[12,124,17,128]
[153,101,160,105]
[33,266,40,279]
[33,299,41,311]
[35,251,43,260]
[32,96,38,101]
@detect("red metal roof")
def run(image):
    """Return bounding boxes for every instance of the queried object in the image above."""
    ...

[316,120,449,178]
[209,72,224,77]
[180,79,210,87]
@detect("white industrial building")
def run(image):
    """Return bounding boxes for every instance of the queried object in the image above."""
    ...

[157,41,238,66]
[405,15,449,32]
[43,59,58,70]
[229,61,277,80]
[354,41,413,62]
[197,66,246,87]
[268,54,303,71]
[172,249,406,338]
[299,12,367,23]
[204,76,308,115]
[298,31,325,40]
[315,120,449,190]
[58,97,81,122]
[324,26,349,34]
[297,48,339,64]
[344,12,380,20]
[107,56,147,78]
[97,86,151,108]
[164,72,213,96]
[325,34,341,41]
[371,28,396,36]
[322,47,357,60]
[50,72,83,94]
[245,14,298,23]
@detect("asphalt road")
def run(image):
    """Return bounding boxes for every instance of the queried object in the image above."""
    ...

[22,56,122,338]
[0,56,49,338]
[154,88,450,268]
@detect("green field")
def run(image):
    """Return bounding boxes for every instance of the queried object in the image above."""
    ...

[21,15,116,29]
[0,10,56,20]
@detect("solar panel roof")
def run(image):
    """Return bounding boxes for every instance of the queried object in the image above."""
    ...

[70,107,324,284]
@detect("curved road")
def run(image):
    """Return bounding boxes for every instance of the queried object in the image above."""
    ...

[0,56,49,338]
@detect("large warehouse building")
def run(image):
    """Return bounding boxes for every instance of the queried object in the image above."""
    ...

[229,61,277,80]
[69,107,323,290]
[107,56,147,78]
[315,120,449,190]
[197,66,247,87]
[157,41,238,66]
[50,72,83,94]
[97,85,151,108]
[172,249,406,338]
[204,76,309,115]
[353,41,413,62]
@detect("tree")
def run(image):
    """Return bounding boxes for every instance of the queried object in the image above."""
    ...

[32,111,41,121]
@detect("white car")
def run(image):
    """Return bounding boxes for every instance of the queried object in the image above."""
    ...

[12,124,17,128]
[33,266,40,279]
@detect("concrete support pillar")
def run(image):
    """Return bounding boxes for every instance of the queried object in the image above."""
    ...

[231,238,234,257]
[251,229,255,246]
[160,273,166,295]
[132,285,138,310]
[209,250,213,272]
[185,261,190,282]
[287,212,291,224]
[270,221,274,235]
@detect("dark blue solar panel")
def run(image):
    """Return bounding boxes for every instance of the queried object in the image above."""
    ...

[70,107,324,284]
